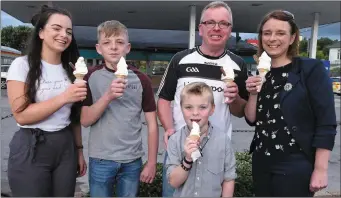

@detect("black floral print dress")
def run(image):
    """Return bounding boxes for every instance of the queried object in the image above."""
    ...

[251,63,302,167]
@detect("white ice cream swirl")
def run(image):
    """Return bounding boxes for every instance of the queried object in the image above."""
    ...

[115,56,128,76]
[73,57,88,75]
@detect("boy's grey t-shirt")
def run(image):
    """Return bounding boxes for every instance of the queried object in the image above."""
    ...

[83,64,156,163]
[166,124,237,197]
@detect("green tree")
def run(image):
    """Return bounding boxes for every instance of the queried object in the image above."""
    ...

[299,38,308,54]
[1,25,33,53]
[316,50,327,60]
[317,37,334,56]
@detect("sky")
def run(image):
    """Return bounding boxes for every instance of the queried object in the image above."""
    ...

[1,10,340,41]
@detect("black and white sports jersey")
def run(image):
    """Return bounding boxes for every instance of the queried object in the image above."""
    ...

[157,46,249,138]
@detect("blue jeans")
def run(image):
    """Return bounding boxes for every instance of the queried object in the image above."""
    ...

[162,151,175,197]
[89,157,142,197]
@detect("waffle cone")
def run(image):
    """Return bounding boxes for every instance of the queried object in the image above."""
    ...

[115,74,127,79]
[258,68,269,77]
[189,134,200,141]
[74,74,85,80]
[223,78,234,84]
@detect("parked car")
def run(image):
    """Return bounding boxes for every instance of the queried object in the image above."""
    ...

[1,65,10,89]
[152,65,166,75]
[331,77,340,95]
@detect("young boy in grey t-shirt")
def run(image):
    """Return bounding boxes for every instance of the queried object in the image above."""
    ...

[166,82,236,197]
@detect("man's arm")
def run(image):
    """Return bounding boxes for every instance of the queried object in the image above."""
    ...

[229,95,247,118]
[157,98,175,147]
[156,52,180,146]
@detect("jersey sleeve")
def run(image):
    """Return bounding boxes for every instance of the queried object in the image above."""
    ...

[156,54,180,101]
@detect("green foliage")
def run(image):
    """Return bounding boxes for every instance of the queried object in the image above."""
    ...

[1,25,33,53]
[330,67,341,77]
[85,151,254,197]
[299,37,338,60]
[234,151,254,197]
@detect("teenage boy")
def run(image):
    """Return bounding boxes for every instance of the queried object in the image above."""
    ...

[81,20,159,197]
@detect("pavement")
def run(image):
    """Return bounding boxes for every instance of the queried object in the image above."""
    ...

[1,89,340,197]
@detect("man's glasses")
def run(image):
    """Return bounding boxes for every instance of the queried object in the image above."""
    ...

[201,20,232,29]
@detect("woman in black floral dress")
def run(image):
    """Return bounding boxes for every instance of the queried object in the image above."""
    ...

[244,10,337,197]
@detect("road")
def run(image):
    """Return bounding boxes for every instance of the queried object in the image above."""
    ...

[1,91,340,196]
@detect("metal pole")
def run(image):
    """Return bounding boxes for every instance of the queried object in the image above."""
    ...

[188,5,196,49]
[309,12,320,59]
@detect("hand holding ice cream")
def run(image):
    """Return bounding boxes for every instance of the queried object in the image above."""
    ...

[111,56,128,99]
[186,122,202,162]
[256,52,271,92]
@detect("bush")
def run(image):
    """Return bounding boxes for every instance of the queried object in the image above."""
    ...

[234,151,254,197]
[85,151,253,197]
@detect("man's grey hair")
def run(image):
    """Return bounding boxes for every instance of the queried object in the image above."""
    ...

[200,1,233,26]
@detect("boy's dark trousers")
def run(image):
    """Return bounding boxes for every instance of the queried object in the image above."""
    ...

[252,152,315,197]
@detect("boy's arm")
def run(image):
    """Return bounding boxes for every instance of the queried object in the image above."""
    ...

[222,180,235,197]
[222,134,237,197]
[166,135,191,188]
[140,111,159,183]
[80,78,126,127]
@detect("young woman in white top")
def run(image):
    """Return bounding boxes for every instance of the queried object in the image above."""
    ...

[6,5,87,197]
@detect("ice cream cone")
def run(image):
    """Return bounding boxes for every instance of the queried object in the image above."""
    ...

[256,69,269,92]
[189,134,200,142]
[258,68,268,74]
[115,74,127,79]
[223,78,234,103]
[223,78,234,85]
[74,74,85,80]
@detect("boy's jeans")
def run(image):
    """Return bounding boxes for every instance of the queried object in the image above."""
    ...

[162,151,175,197]
[89,157,142,197]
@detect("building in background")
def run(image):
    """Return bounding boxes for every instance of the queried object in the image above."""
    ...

[328,41,341,68]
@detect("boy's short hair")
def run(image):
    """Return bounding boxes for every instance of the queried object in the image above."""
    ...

[180,82,214,106]
[97,20,129,41]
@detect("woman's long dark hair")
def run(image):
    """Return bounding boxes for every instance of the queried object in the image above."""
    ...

[18,5,81,124]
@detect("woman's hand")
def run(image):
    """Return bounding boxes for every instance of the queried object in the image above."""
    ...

[62,82,87,104]
[245,76,263,95]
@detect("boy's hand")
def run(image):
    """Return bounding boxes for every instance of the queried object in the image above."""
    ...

[140,162,156,184]
[223,81,239,104]
[77,151,87,177]
[106,78,127,100]
[184,137,199,161]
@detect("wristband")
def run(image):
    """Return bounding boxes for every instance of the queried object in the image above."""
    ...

[180,163,191,171]
[183,157,193,165]
[76,145,84,149]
